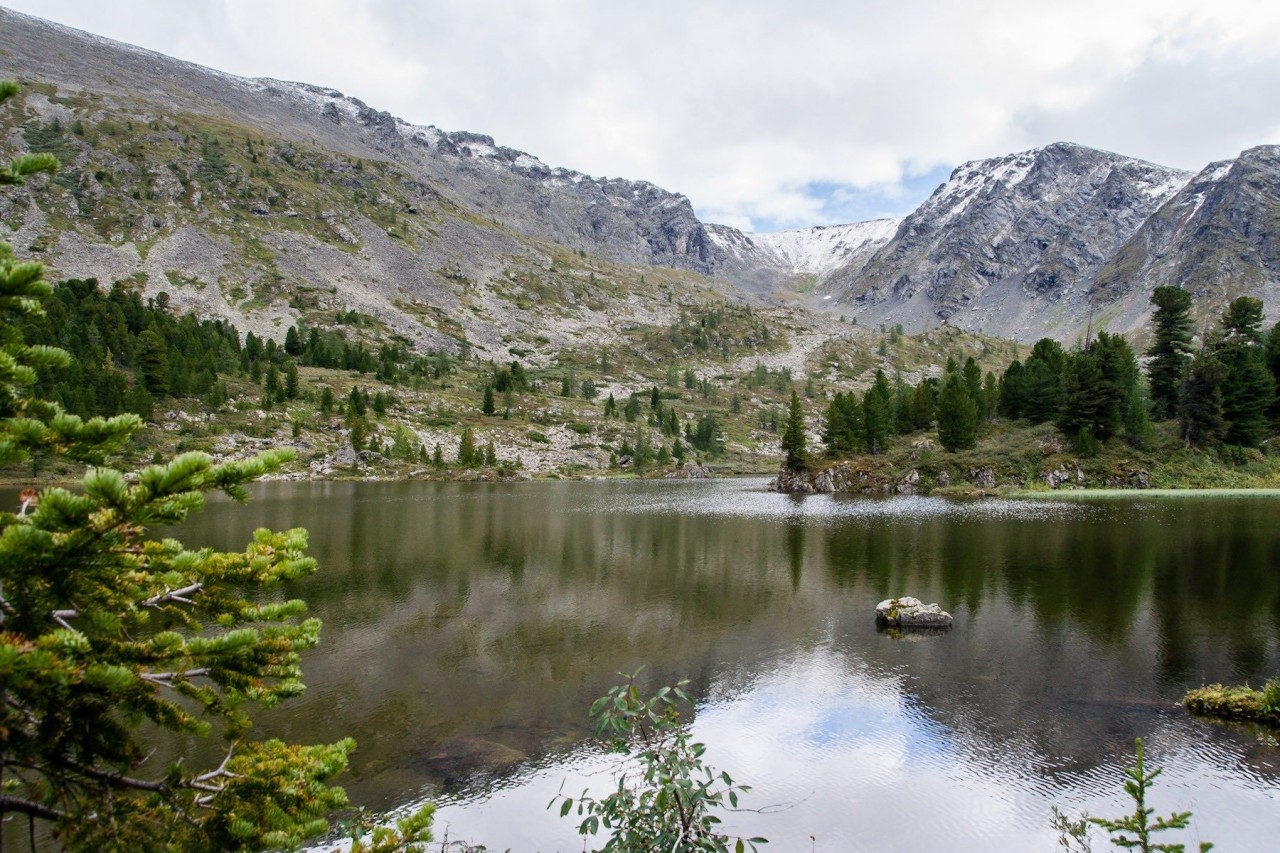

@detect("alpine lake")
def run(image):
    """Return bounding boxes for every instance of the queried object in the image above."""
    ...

[98,480,1280,849]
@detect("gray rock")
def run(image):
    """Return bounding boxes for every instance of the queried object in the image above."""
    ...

[936,471,951,488]
[875,596,954,628]
[971,466,996,489]
[665,462,711,480]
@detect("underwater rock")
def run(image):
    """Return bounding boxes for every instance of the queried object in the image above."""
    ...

[875,596,954,628]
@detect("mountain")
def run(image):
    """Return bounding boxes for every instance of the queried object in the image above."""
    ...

[0,6,742,363]
[2,6,1279,352]
[820,143,1195,341]
[705,219,900,297]
[1088,145,1280,329]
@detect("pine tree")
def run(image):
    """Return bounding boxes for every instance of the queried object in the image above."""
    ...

[936,369,978,451]
[1215,297,1275,447]
[1181,351,1227,446]
[781,389,807,470]
[481,384,495,415]
[0,80,434,850]
[999,359,1025,419]
[284,360,299,399]
[862,369,893,454]
[1022,339,1065,423]
[135,327,170,395]
[1146,286,1194,420]
[457,427,478,466]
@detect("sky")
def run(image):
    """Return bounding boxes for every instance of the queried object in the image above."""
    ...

[5,0,1280,233]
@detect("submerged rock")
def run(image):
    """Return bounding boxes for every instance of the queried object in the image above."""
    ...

[875,596,954,628]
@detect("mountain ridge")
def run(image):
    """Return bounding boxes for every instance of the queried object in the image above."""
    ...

[2,6,1279,348]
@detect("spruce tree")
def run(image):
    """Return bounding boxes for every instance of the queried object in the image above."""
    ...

[481,384,495,415]
[1146,286,1193,420]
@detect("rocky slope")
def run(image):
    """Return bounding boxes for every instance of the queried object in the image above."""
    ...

[2,7,1280,351]
[821,143,1195,341]
[1089,145,1280,331]
[704,219,900,297]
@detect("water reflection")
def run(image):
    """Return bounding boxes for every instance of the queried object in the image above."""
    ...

[52,480,1280,850]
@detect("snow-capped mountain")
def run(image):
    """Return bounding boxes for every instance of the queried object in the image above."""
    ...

[703,219,900,295]
[823,143,1196,339]
[3,5,1280,346]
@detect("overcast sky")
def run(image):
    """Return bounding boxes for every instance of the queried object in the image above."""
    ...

[6,0,1280,232]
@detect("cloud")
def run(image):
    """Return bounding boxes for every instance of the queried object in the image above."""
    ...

[9,0,1280,231]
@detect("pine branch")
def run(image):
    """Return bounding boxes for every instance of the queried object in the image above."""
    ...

[0,794,65,821]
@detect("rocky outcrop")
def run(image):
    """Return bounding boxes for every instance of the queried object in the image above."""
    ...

[771,463,913,496]
[665,462,712,479]
[1042,465,1085,489]
[875,596,954,628]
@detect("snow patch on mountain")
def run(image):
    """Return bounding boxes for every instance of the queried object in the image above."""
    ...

[707,219,899,279]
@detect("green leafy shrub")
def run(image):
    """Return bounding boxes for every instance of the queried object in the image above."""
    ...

[552,672,765,852]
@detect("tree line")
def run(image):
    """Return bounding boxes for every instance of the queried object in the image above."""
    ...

[789,289,1280,468]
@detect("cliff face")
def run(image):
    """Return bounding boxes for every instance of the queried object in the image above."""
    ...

[819,143,1193,340]
[1090,145,1280,318]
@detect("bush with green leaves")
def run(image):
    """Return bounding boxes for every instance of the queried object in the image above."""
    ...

[553,672,766,852]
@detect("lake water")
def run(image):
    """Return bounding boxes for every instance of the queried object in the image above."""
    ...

[154,480,1280,849]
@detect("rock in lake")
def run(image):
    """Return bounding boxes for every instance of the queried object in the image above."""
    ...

[875,596,954,628]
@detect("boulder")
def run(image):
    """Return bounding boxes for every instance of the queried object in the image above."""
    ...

[875,596,954,628]
[971,466,996,489]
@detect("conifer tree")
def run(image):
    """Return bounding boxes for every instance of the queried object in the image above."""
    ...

[457,427,478,466]
[1215,296,1275,447]
[936,369,978,451]
[998,359,1025,420]
[1022,338,1065,423]
[481,384,495,415]
[0,80,434,850]
[1181,351,1228,447]
[862,369,893,454]
[781,389,807,470]
[1146,286,1194,420]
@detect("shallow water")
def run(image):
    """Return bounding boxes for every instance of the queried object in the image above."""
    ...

[55,479,1280,849]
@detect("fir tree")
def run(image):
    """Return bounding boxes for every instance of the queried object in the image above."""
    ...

[1146,286,1194,420]
[482,384,495,415]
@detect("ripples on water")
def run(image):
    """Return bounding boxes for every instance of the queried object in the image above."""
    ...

[105,480,1280,852]
[592,479,1097,525]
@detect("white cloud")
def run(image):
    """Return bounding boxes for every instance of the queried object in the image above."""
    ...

[7,0,1280,232]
